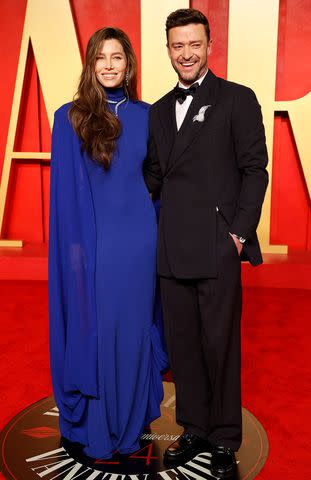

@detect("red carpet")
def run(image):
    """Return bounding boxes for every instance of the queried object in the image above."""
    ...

[0,281,310,479]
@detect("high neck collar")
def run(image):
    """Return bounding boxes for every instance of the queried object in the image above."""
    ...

[104,86,126,101]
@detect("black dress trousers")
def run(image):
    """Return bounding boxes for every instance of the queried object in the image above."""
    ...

[160,212,243,451]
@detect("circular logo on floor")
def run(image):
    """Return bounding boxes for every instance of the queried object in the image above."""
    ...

[0,382,268,480]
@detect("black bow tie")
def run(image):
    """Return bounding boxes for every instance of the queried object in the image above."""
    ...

[174,82,199,104]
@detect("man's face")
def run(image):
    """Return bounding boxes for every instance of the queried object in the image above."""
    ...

[167,23,211,86]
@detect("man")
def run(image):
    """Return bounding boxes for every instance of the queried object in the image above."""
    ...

[144,8,268,479]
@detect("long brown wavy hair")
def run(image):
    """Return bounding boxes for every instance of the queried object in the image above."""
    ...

[69,27,138,170]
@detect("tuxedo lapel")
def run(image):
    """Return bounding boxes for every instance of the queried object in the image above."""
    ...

[157,91,177,167]
[167,70,220,173]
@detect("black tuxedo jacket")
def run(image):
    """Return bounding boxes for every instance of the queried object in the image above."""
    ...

[144,70,269,279]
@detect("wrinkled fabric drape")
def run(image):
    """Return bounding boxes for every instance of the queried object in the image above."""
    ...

[49,108,98,422]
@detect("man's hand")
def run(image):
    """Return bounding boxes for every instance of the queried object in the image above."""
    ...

[229,233,243,256]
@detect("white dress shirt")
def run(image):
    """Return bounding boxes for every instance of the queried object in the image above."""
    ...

[175,70,208,131]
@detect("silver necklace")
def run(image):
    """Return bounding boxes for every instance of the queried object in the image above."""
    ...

[107,97,127,117]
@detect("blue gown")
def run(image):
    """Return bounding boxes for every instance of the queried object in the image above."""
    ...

[48,87,168,459]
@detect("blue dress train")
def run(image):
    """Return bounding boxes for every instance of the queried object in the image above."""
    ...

[49,87,168,459]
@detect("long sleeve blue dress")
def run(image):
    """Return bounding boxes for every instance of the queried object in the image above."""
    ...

[48,87,168,459]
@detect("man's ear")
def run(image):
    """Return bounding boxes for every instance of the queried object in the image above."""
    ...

[166,43,171,59]
[207,39,213,55]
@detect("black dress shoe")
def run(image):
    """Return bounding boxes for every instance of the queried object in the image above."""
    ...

[210,445,237,478]
[164,431,209,465]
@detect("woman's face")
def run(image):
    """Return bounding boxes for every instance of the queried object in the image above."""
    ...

[95,39,127,89]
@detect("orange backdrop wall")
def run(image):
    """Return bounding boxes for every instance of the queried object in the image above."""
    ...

[0,0,310,251]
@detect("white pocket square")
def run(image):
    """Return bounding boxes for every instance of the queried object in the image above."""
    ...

[193,105,212,123]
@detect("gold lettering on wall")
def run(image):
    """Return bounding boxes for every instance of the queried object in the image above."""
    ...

[141,0,188,103]
[276,96,311,196]
[228,0,310,253]
[0,0,81,246]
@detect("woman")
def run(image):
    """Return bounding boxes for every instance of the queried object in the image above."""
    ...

[49,27,167,459]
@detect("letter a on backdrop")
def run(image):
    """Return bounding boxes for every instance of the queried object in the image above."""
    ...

[0,0,81,246]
